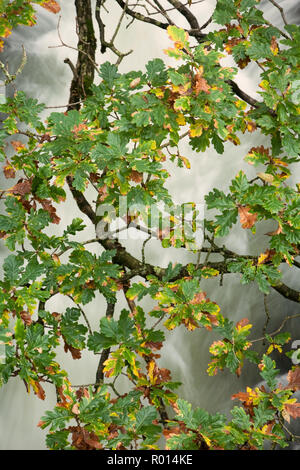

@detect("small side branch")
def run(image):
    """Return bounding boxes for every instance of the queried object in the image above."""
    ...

[94,302,115,390]
[268,0,289,26]
[96,0,133,64]
[0,45,27,84]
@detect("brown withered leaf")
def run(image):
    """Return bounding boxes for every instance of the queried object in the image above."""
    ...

[3,164,16,179]
[89,172,100,184]
[287,367,300,391]
[84,437,103,450]
[130,170,143,183]
[41,1,61,14]
[20,198,33,213]
[159,368,172,383]
[238,57,251,69]
[20,310,32,326]
[194,74,210,95]
[97,184,108,202]
[238,205,257,229]
[57,386,70,407]
[40,132,51,143]
[284,403,300,421]
[231,391,250,402]
[249,145,269,157]
[69,426,102,450]
[144,341,163,351]
[40,199,61,224]
[63,340,81,360]
[10,179,32,196]
[163,427,182,439]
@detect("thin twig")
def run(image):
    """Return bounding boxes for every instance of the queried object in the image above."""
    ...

[94,302,115,391]
[45,101,83,109]
[96,0,133,64]
[0,45,27,84]
[268,0,289,26]
[252,313,300,343]
[49,16,98,69]
[67,295,93,336]
[142,233,152,265]
[262,294,271,345]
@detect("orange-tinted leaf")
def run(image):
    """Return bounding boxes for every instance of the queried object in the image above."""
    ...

[35,382,46,400]
[238,206,257,229]
[11,140,25,151]
[194,74,210,95]
[130,77,141,89]
[284,403,300,420]
[41,0,61,14]
[231,391,250,402]
[72,403,80,415]
[236,318,249,329]
[287,367,300,391]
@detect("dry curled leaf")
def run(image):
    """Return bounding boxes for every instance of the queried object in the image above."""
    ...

[130,170,143,183]
[236,318,249,329]
[283,402,300,422]
[63,340,82,360]
[129,77,141,89]
[41,0,61,14]
[238,206,257,229]
[287,367,300,391]
[72,403,80,415]
[257,172,274,184]
[40,199,61,224]
[10,179,32,196]
[194,73,210,95]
